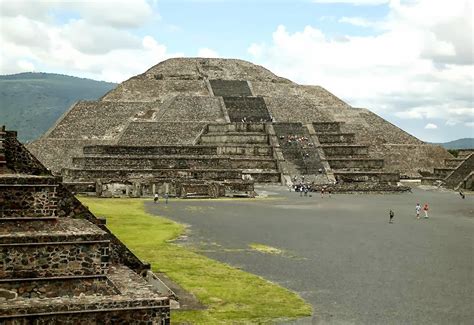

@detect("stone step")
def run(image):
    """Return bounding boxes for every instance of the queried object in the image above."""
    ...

[62,168,243,183]
[199,133,269,145]
[0,265,170,324]
[327,158,384,170]
[334,171,400,183]
[207,123,266,133]
[312,122,344,133]
[444,158,465,168]
[433,167,455,178]
[83,144,273,157]
[242,169,281,183]
[72,156,278,170]
[0,218,110,279]
[317,133,355,144]
[321,144,369,157]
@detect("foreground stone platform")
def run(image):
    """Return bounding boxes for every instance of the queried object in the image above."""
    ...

[0,128,171,324]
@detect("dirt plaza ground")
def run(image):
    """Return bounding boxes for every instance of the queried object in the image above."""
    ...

[146,186,473,324]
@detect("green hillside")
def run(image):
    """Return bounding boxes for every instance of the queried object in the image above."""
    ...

[0,72,117,142]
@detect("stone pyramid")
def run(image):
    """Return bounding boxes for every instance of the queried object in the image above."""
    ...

[28,58,453,196]
[1,127,170,323]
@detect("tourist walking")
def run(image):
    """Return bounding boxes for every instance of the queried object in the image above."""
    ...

[389,209,394,223]
[164,193,169,204]
[423,203,429,218]
[415,203,421,219]
[320,186,325,198]
[154,193,159,204]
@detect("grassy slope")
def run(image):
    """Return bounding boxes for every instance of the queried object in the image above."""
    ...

[80,198,312,324]
[0,72,116,142]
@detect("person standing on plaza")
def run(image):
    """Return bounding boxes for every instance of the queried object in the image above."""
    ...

[164,193,169,204]
[423,203,429,218]
[415,203,421,219]
[154,193,159,204]
[389,209,395,223]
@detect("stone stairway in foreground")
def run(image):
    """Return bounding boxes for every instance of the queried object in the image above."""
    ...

[313,122,400,185]
[0,128,170,324]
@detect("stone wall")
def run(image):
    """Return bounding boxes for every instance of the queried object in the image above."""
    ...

[207,123,266,133]
[28,138,116,174]
[340,110,423,146]
[160,96,225,122]
[251,82,349,108]
[1,276,118,299]
[54,184,151,274]
[0,240,109,278]
[142,58,291,82]
[102,78,209,102]
[327,158,384,170]
[380,144,453,177]
[200,133,269,145]
[5,132,48,175]
[72,156,276,171]
[47,101,157,140]
[117,122,206,146]
[321,145,369,157]
[62,168,242,183]
[84,144,217,156]
[334,171,399,183]
[264,96,333,124]
[0,183,58,217]
[2,306,169,325]
[317,133,355,144]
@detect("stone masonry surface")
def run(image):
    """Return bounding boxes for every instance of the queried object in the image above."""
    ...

[26,57,457,191]
[1,128,170,324]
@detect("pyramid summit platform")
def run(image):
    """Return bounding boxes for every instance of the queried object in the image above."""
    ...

[28,58,462,197]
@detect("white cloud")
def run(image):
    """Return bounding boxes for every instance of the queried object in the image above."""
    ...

[425,123,438,129]
[248,0,473,137]
[197,48,220,58]
[339,17,374,27]
[71,0,155,29]
[0,0,178,82]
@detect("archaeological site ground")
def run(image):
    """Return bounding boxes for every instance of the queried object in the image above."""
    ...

[1,58,473,324]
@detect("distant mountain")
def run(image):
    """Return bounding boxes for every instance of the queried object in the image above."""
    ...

[434,138,474,149]
[0,72,117,142]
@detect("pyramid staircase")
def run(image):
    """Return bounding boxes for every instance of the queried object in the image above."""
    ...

[197,123,280,183]
[0,128,170,324]
[271,122,324,179]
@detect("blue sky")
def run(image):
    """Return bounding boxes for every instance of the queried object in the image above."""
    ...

[0,0,472,142]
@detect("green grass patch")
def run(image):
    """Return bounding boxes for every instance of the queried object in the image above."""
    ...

[249,243,284,255]
[80,198,312,324]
